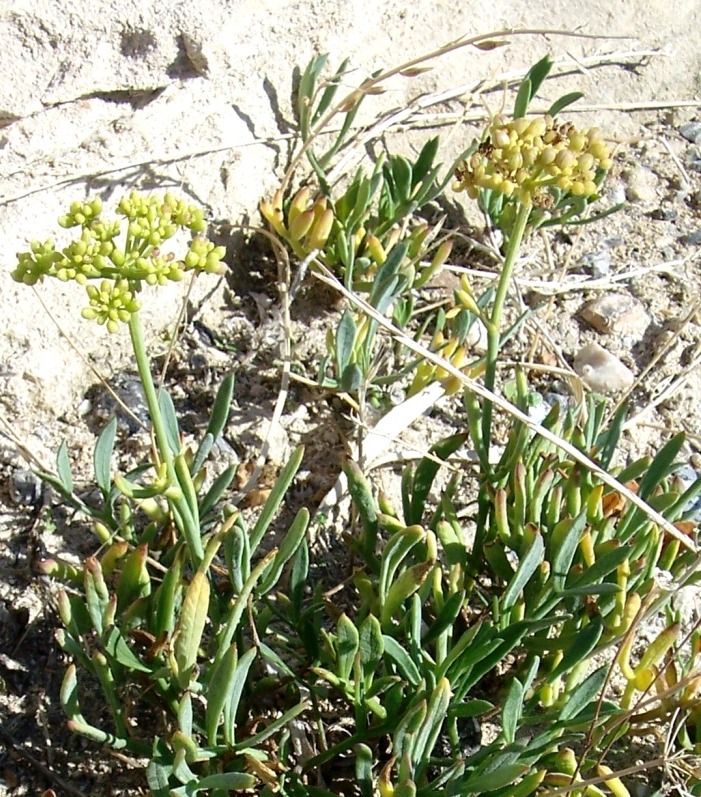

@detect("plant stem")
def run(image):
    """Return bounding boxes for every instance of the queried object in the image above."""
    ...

[468,203,530,580]
[480,202,531,461]
[128,312,204,565]
[128,312,174,473]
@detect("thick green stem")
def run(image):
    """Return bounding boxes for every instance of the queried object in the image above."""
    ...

[128,312,204,565]
[128,313,175,473]
[469,203,530,579]
[480,202,531,460]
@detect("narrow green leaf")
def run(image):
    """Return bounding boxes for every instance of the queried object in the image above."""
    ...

[84,557,108,634]
[558,665,607,721]
[368,242,410,309]
[250,446,305,550]
[153,553,184,635]
[559,582,620,597]
[206,643,238,745]
[94,417,117,495]
[116,543,151,610]
[548,91,585,117]
[547,616,603,682]
[401,466,414,529]
[198,464,237,521]
[192,772,257,791]
[451,699,494,718]
[566,544,631,590]
[315,58,349,121]
[394,700,427,759]
[390,156,413,201]
[343,459,379,562]
[379,525,425,604]
[174,572,210,678]
[337,613,360,681]
[104,626,152,672]
[223,647,257,746]
[513,78,532,119]
[290,538,309,615]
[335,309,357,376]
[219,549,276,652]
[383,635,421,686]
[525,54,553,100]
[412,137,439,186]
[56,440,73,494]
[356,742,374,797]
[158,389,181,455]
[340,363,362,392]
[232,699,309,751]
[192,374,234,475]
[258,508,309,595]
[550,510,587,591]
[60,664,80,716]
[359,614,384,673]
[381,560,433,626]
[408,433,468,526]
[413,677,451,775]
[638,433,685,500]
[422,590,465,646]
[501,533,544,610]
[502,677,523,744]
[460,764,530,795]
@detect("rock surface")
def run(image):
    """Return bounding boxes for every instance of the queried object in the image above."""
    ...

[573,342,635,393]
[579,292,650,336]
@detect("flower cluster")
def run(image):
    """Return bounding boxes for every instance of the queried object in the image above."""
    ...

[260,187,335,259]
[12,192,225,331]
[82,279,141,334]
[453,114,613,207]
[408,329,472,397]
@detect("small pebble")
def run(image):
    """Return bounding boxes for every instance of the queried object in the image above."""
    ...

[605,181,627,205]
[674,464,701,521]
[9,468,43,507]
[681,229,701,246]
[543,392,571,414]
[603,236,625,248]
[577,250,611,278]
[680,121,701,145]
[649,207,677,222]
[465,319,488,354]
[573,342,635,393]
[527,395,549,426]
[688,145,701,172]
[579,293,649,336]
[622,166,658,203]
[90,373,149,434]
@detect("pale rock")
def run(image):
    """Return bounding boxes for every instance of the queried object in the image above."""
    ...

[579,293,649,336]
[577,249,611,278]
[622,166,659,203]
[466,318,488,354]
[680,121,701,145]
[573,343,635,393]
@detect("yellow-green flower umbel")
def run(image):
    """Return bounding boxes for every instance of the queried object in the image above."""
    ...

[453,114,612,208]
[12,192,225,332]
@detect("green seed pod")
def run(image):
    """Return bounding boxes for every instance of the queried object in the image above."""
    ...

[288,208,315,242]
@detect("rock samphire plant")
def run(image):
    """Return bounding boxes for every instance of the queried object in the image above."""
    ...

[15,45,701,797]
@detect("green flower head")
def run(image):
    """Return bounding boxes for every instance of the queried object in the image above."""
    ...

[13,191,226,332]
[81,279,141,333]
